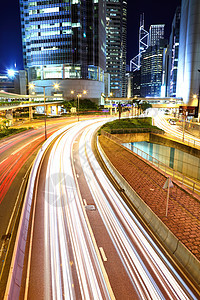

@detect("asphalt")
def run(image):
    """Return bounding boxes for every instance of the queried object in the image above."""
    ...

[99,135,200,262]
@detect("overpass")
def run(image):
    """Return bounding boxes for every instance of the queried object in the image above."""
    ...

[0,91,64,118]
[104,96,184,108]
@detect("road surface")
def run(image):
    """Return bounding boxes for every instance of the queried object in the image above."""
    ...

[18,119,197,299]
[0,117,77,294]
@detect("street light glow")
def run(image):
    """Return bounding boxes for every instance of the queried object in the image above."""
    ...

[70,90,87,121]
[7,69,16,78]
[29,83,35,90]
[54,83,60,90]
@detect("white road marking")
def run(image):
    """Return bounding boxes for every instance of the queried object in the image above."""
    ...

[99,247,108,262]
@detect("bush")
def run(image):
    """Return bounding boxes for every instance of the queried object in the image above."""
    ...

[0,127,31,139]
[63,98,99,111]
[100,117,164,134]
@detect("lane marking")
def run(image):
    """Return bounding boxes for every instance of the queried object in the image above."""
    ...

[83,199,87,206]
[99,247,107,262]
[11,135,43,156]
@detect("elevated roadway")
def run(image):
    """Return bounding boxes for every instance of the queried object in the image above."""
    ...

[105,96,184,109]
[0,90,63,113]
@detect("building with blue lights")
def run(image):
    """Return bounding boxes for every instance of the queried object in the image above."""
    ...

[140,38,168,98]
[167,6,181,98]
[19,0,106,102]
[176,0,200,105]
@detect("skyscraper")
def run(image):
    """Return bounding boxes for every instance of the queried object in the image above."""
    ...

[106,0,127,97]
[167,6,181,97]
[176,0,200,105]
[148,24,165,47]
[141,39,168,97]
[19,0,106,101]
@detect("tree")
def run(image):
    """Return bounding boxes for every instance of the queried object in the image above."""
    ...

[140,101,152,113]
[117,103,122,120]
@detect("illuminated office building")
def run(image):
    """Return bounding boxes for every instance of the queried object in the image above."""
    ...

[106,0,127,97]
[0,71,27,94]
[19,0,106,101]
[167,6,181,97]
[141,39,168,97]
[176,0,200,105]
[148,24,165,47]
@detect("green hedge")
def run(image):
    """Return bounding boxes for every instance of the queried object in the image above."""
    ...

[0,127,32,139]
[100,117,164,134]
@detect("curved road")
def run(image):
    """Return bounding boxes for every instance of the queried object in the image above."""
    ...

[0,118,78,295]
[18,119,198,299]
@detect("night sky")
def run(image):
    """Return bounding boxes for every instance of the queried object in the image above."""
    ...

[0,0,181,73]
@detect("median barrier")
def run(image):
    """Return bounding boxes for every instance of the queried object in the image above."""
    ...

[163,231,178,254]
[97,136,200,288]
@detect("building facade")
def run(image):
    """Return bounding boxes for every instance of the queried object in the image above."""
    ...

[167,6,181,98]
[106,0,127,97]
[0,71,27,95]
[141,39,168,97]
[19,0,106,102]
[148,24,165,47]
[176,0,200,105]
[126,70,141,98]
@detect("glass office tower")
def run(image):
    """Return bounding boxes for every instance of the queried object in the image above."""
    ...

[148,24,165,47]
[167,6,181,97]
[106,0,127,97]
[19,0,106,100]
[176,0,200,105]
[141,39,168,97]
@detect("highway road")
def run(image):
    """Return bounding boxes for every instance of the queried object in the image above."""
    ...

[15,119,198,299]
[0,117,77,294]
[154,115,200,148]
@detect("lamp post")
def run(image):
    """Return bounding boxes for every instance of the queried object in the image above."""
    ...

[71,90,87,121]
[29,83,59,140]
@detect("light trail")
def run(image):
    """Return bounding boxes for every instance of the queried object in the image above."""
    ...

[43,120,112,299]
[154,116,200,147]
[21,117,198,299]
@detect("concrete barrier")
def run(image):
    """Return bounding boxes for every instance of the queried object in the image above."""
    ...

[97,136,200,287]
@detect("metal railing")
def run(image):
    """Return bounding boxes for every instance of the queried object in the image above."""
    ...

[107,127,164,135]
[101,130,200,194]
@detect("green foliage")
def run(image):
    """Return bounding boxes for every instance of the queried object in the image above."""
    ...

[140,101,152,112]
[100,117,164,134]
[0,127,31,139]
[62,99,99,111]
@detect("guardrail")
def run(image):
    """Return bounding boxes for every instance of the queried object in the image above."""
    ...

[101,130,200,194]
[104,127,164,135]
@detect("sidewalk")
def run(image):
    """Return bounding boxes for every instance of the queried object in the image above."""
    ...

[99,135,200,262]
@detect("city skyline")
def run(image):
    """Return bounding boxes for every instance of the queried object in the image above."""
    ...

[0,0,181,73]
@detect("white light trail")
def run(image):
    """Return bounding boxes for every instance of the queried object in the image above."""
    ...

[44,120,112,300]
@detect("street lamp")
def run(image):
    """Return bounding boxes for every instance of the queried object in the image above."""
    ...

[71,90,87,121]
[29,83,59,140]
